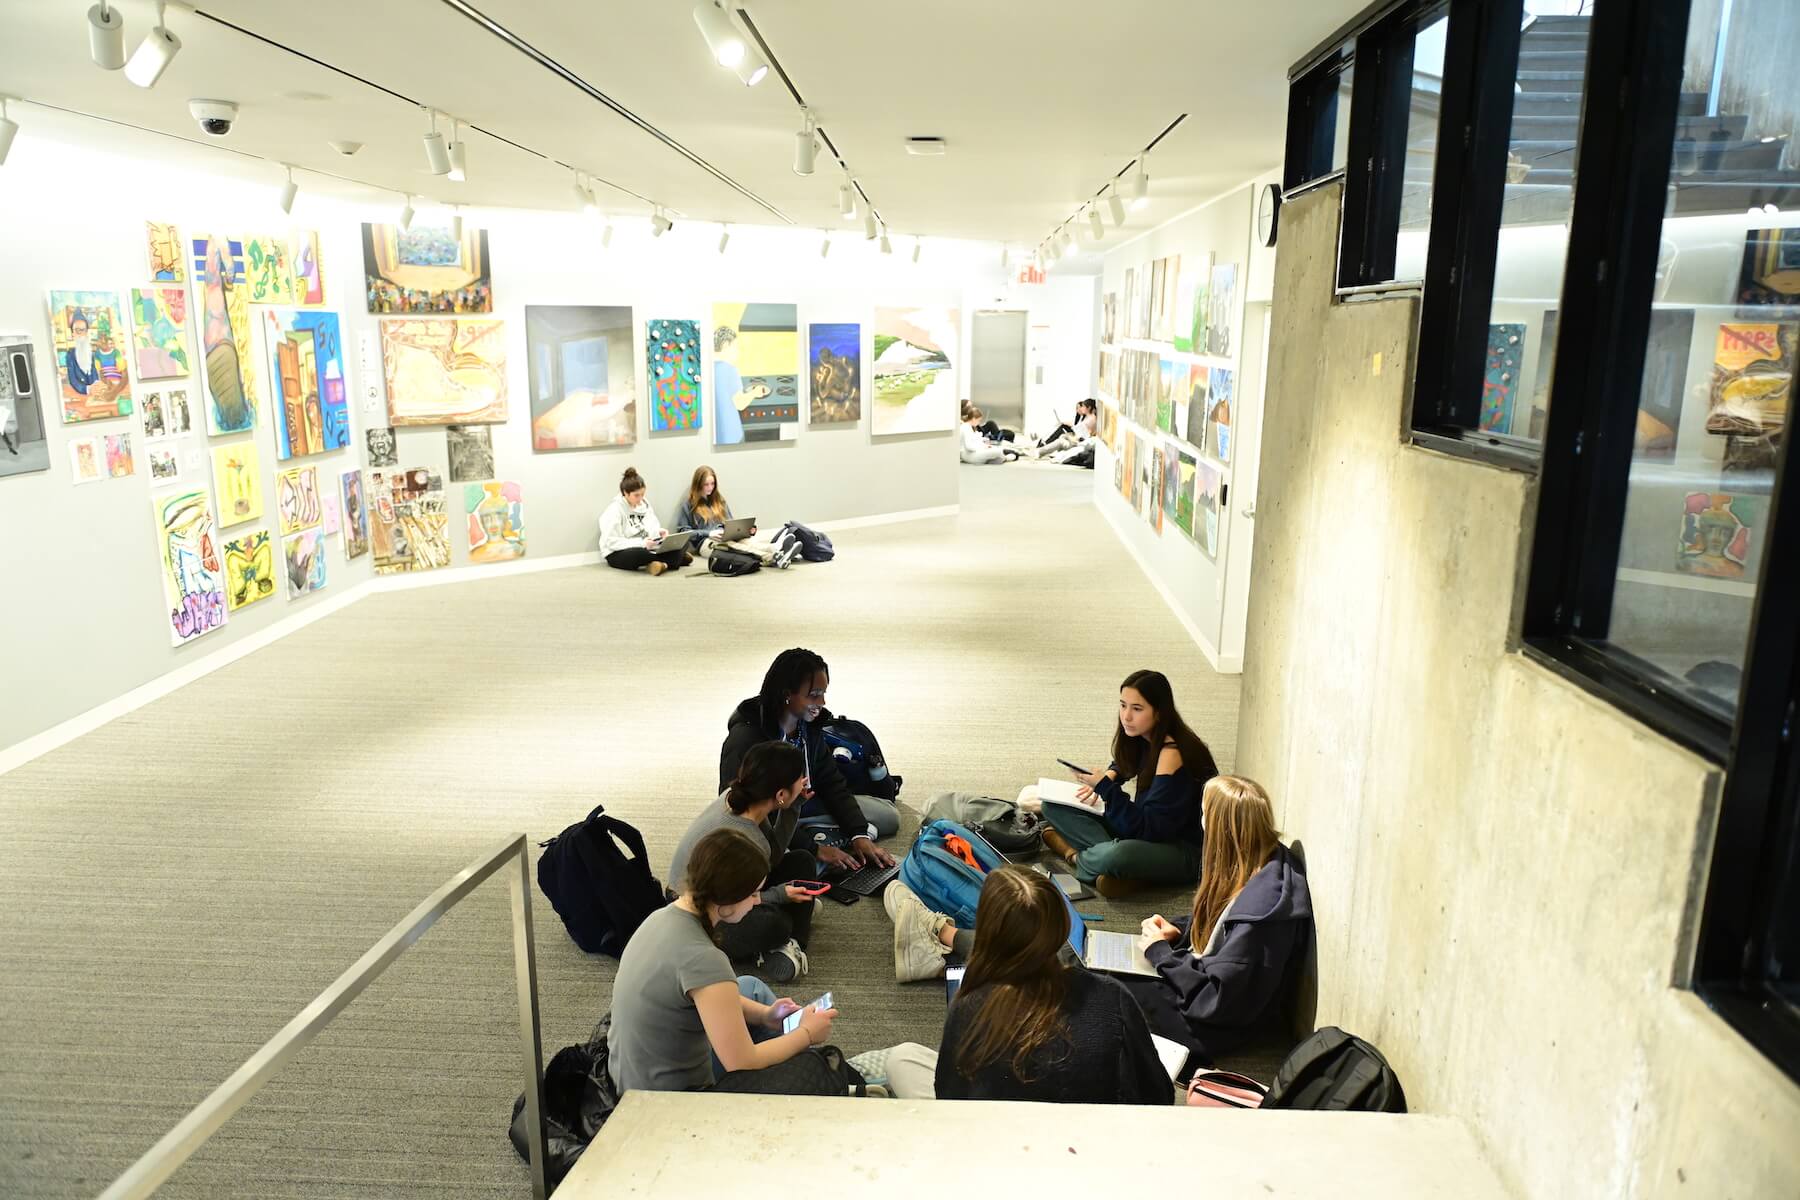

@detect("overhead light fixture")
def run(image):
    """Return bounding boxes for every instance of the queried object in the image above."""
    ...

[422,109,450,175]
[650,208,673,237]
[691,1,745,67]
[863,210,877,240]
[718,224,731,254]
[820,230,831,259]
[794,108,816,176]
[88,2,126,70]
[601,221,614,248]
[912,238,922,264]
[1129,159,1149,210]
[1088,206,1105,241]
[125,1,179,88]
[447,122,466,182]
[0,99,16,167]
[879,229,892,255]
[838,178,857,220]
[398,194,415,231]
[1108,186,1126,227]
[1059,227,1073,252]
[733,43,769,87]
[278,165,297,215]
[451,206,463,240]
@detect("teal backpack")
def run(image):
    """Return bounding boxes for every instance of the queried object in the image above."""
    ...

[897,819,1006,927]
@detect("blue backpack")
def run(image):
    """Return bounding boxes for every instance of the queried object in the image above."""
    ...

[897,819,1006,927]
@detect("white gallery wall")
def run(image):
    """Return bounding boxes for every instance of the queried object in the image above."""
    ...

[0,125,1090,755]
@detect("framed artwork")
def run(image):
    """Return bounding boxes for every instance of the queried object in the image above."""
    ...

[1184,365,1210,450]
[380,317,508,426]
[1206,263,1237,357]
[191,235,245,284]
[1208,368,1235,462]
[647,318,703,433]
[47,289,133,423]
[524,305,635,449]
[340,468,370,560]
[292,231,325,306]
[223,528,276,611]
[244,234,296,305]
[712,302,800,445]
[146,221,185,283]
[68,436,104,484]
[147,445,181,483]
[871,305,959,436]
[0,334,50,480]
[130,286,191,380]
[362,223,492,313]
[1736,227,1800,307]
[365,425,398,467]
[466,481,526,562]
[261,308,350,459]
[808,322,862,426]
[151,487,227,645]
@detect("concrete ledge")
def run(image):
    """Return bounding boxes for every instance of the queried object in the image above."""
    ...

[558,1091,1511,1197]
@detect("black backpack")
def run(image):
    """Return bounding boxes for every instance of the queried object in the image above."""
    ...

[537,805,667,957]
[820,716,901,801]
[508,1017,620,1190]
[1263,1027,1407,1112]
[781,521,835,562]
[708,546,761,576]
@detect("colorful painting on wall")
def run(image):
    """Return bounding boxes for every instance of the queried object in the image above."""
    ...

[1174,448,1197,537]
[647,318,703,433]
[524,305,634,449]
[1157,358,1175,433]
[1208,368,1234,463]
[47,290,133,423]
[223,528,275,611]
[340,469,369,560]
[446,424,495,482]
[69,436,104,484]
[381,317,508,426]
[1184,365,1210,450]
[872,305,959,436]
[282,527,328,597]
[152,487,227,646]
[1677,492,1756,579]
[292,231,325,306]
[1195,460,1224,559]
[370,467,450,575]
[1481,324,1525,433]
[1102,293,1117,345]
[712,302,800,445]
[105,433,134,477]
[130,286,192,380]
[366,426,397,467]
[808,322,862,426]
[0,335,50,480]
[1707,321,1794,437]
[1635,309,1694,458]
[466,481,525,562]
[147,445,180,483]
[1205,263,1237,357]
[210,440,262,527]
[191,235,245,284]
[147,221,184,283]
[1161,441,1181,529]
[1736,227,1800,308]
[276,465,321,535]
[1188,251,1215,358]
[244,235,297,305]
[321,487,341,536]
[261,309,350,459]
[199,238,253,435]
[362,223,493,314]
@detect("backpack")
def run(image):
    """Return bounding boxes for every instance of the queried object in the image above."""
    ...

[537,805,668,957]
[507,1017,620,1190]
[897,818,1006,927]
[1262,1027,1407,1112]
[781,521,835,562]
[820,716,902,801]
[923,791,1042,856]
[708,546,761,576]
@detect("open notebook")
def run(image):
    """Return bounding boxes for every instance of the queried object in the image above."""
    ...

[1037,777,1099,812]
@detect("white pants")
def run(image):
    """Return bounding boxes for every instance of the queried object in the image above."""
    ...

[880,1042,939,1099]
[704,527,784,564]
[960,445,1007,465]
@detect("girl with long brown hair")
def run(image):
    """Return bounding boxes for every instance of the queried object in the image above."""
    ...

[1040,668,1219,898]
[1124,775,1314,1066]
[674,464,799,567]
[932,866,1170,1104]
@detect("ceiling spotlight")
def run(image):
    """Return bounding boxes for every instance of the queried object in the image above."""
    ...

[88,2,126,70]
[125,1,179,88]
[838,178,857,220]
[912,238,922,264]
[1129,160,1149,210]
[0,100,17,168]
[451,206,463,240]
[447,123,466,182]
[794,108,817,176]
[398,194,415,231]
[1108,186,1126,227]
[692,0,745,67]
[733,44,770,87]
[572,173,594,212]
[422,109,450,175]
[879,229,892,255]
[820,231,831,259]
[718,225,731,254]
[863,210,877,240]
[651,208,673,237]
[278,165,297,215]
[1088,206,1105,241]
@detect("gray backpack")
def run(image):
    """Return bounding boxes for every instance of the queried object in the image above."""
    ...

[924,791,1042,856]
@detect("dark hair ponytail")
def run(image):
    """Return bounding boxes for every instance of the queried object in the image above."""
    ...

[682,828,769,945]
[725,741,807,813]
[620,466,645,495]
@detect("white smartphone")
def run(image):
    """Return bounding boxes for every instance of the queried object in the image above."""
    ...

[781,991,834,1035]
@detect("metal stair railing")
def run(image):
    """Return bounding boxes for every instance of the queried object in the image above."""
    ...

[97,834,550,1200]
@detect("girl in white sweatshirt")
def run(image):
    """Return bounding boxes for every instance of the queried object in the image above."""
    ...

[598,466,692,576]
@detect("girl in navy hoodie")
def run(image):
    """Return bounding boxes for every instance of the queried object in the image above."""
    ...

[1125,775,1313,1068]
[1041,669,1219,898]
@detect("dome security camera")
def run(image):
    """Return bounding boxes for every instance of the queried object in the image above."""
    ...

[189,99,238,137]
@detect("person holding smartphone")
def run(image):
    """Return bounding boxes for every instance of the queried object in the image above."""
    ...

[598,466,692,576]
[609,827,842,1095]
[668,742,820,982]
[1039,669,1219,899]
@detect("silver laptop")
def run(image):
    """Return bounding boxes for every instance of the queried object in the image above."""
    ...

[718,516,756,541]
[647,529,697,554]
[1057,885,1158,976]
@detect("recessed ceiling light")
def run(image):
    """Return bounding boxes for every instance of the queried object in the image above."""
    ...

[904,137,947,156]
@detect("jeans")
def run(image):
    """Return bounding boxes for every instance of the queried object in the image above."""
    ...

[717,848,816,959]
[1041,802,1202,886]
[605,546,688,571]
[710,975,780,1081]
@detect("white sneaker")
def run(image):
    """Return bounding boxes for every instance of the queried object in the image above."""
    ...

[883,880,950,983]
[757,938,808,983]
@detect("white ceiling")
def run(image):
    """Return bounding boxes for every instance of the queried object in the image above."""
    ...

[0,0,1367,254]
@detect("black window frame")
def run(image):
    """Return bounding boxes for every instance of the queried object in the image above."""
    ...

[1284,44,1355,194]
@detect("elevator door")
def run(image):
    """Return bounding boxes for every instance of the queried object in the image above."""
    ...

[970,310,1027,432]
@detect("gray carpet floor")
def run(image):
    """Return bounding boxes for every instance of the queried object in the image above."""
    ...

[0,466,1241,1198]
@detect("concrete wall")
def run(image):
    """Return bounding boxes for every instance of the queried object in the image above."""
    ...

[1240,181,1800,1199]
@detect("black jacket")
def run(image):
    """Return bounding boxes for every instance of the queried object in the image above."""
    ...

[720,698,868,843]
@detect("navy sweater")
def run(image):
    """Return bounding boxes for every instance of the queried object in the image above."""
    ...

[1093,763,1204,844]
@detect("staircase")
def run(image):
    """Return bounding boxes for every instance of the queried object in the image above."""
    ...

[1399,12,1798,229]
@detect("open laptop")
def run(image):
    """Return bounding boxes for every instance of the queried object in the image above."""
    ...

[646,529,697,554]
[1056,884,1159,977]
[718,515,756,541]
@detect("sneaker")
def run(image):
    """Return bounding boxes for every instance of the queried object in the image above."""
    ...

[757,938,808,983]
[883,880,950,983]
[646,561,668,577]
[861,1084,891,1099]
[774,542,801,570]
[1094,874,1147,901]
[848,1047,890,1085]
[1041,828,1079,866]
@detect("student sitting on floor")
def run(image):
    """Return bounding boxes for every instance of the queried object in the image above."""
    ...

[1039,669,1219,898]
[674,465,799,568]
[667,742,818,983]
[721,648,901,864]
[1118,775,1313,1068]
[959,407,1018,464]
[598,466,691,576]
[607,827,841,1095]
[1025,398,1097,458]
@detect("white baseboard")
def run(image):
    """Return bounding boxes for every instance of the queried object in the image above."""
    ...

[810,504,960,533]
[370,550,602,592]
[1095,500,1227,672]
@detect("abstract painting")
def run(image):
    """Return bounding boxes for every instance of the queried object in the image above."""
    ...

[1184,365,1210,450]
[872,305,959,436]
[446,424,495,482]
[524,305,634,449]
[1174,448,1197,537]
[0,334,50,480]
[105,433,134,477]
[223,528,275,611]
[1737,227,1800,308]
[466,480,525,563]
[1208,368,1234,463]
[131,286,191,380]
[1481,324,1525,433]
[47,290,133,423]
[370,467,450,575]
[199,238,253,435]
[381,317,508,426]
[340,468,369,560]
[282,527,328,598]
[713,302,800,444]
[808,322,862,426]
[1707,322,1794,437]
[147,221,184,283]
[210,440,263,527]
[191,235,245,284]
[276,465,321,535]
[151,487,227,646]
[262,309,350,459]
[1677,492,1756,579]
[292,231,325,305]
[1195,460,1224,560]
[646,318,703,433]
[362,223,492,314]
[1206,263,1237,357]
[148,445,180,483]
[366,426,397,467]
[244,235,297,305]
[68,437,103,484]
